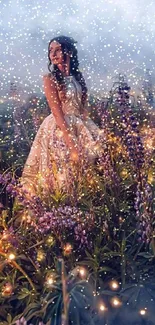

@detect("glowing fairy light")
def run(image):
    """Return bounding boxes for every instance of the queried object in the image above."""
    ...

[8,253,16,261]
[99,304,106,312]
[37,249,45,262]
[22,214,31,223]
[139,309,147,316]
[148,172,154,185]
[47,277,54,285]
[110,297,122,307]
[78,267,87,278]
[120,168,128,179]
[46,235,55,246]
[46,274,55,286]
[63,243,72,256]
[110,280,119,290]
[2,283,13,297]
[2,231,8,240]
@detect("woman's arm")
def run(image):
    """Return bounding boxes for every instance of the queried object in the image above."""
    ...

[43,74,78,161]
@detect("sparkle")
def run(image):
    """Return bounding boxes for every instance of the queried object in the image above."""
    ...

[8,253,16,261]
[139,309,147,316]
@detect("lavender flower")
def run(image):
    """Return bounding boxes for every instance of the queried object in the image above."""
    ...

[2,226,19,248]
[135,181,154,242]
[6,184,14,193]
[96,111,119,185]
[33,206,94,249]
[6,183,18,197]
[117,91,145,170]
[0,172,12,185]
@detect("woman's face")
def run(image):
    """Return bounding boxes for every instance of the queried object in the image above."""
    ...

[49,41,64,65]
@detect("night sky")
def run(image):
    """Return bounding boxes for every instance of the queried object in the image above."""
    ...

[0,0,155,96]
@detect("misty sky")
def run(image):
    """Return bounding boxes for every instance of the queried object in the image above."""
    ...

[0,0,155,96]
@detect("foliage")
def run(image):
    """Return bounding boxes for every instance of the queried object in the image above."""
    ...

[0,77,154,324]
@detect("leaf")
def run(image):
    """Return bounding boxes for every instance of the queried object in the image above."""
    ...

[85,250,94,259]
[43,295,62,324]
[70,290,94,325]
[70,290,83,310]
[24,302,42,319]
[98,266,118,274]
[103,251,121,257]
[0,304,8,318]
[24,307,43,324]
[79,308,95,325]
[68,302,80,325]
[146,287,155,300]
[138,252,154,259]
[54,259,63,276]
[11,312,24,324]
[18,288,31,300]
[71,288,92,309]
[7,314,12,323]
[52,295,62,325]
[101,289,118,297]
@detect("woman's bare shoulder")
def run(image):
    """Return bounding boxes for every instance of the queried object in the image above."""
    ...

[43,73,57,87]
[43,73,54,80]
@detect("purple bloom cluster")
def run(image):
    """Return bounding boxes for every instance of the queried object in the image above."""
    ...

[0,174,48,227]
[2,226,19,248]
[116,86,145,170]
[0,172,19,197]
[122,117,144,169]
[97,111,119,184]
[98,146,119,184]
[6,183,18,196]
[0,172,12,185]
[35,206,94,248]
[135,181,154,242]
[114,84,154,243]
[74,223,89,246]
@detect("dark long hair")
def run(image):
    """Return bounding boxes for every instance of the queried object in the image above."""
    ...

[48,35,87,106]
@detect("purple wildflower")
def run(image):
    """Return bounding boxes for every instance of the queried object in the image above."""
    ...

[135,181,154,242]
[33,206,94,249]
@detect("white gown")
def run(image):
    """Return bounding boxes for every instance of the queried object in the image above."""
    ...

[21,75,101,195]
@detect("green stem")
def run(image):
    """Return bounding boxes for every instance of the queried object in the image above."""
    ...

[29,240,44,249]
[12,260,36,291]
[121,237,126,288]
[0,249,36,291]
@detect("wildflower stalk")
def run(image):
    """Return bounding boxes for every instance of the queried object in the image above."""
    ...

[0,249,36,291]
[61,259,69,325]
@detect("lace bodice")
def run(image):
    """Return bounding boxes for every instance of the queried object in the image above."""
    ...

[59,75,83,117]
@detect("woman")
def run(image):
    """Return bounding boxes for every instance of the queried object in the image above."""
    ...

[21,35,101,195]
